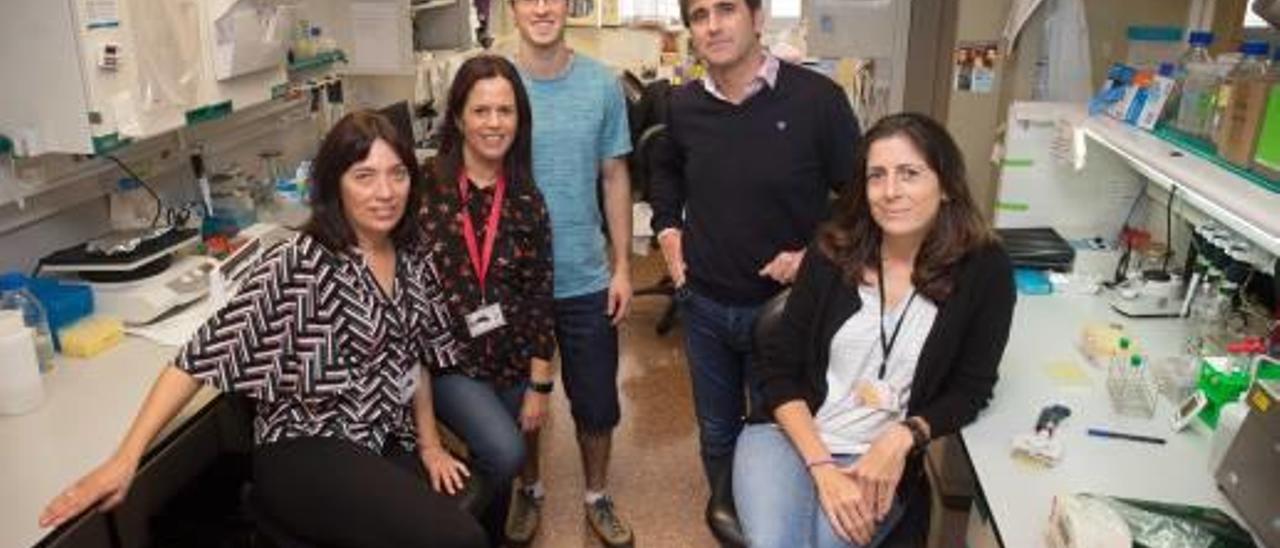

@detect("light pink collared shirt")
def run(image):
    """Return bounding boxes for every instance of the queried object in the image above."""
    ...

[701,51,779,105]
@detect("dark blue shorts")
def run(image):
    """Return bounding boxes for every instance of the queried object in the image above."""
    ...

[554,290,620,433]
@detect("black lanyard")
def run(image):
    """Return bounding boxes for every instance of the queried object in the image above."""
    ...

[877,261,917,380]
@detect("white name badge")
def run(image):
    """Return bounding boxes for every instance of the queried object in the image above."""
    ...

[465,303,507,338]
[852,379,898,412]
[400,364,422,404]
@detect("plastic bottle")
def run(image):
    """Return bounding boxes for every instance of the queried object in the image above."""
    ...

[0,310,44,415]
[0,273,55,372]
[1164,32,1215,127]
[1213,42,1272,163]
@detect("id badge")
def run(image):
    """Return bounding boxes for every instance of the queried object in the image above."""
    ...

[400,365,422,404]
[852,379,898,411]
[465,303,507,338]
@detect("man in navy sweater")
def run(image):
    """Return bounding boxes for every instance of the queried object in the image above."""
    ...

[649,0,860,499]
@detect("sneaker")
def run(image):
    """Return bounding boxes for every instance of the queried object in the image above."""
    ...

[504,485,542,544]
[585,496,634,547]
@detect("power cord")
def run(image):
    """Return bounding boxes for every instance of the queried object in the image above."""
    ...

[102,154,163,227]
[1162,185,1177,273]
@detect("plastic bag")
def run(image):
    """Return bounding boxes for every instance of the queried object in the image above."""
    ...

[124,0,201,116]
[1082,494,1257,548]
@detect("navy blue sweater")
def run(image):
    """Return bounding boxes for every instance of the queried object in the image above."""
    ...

[649,61,860,305]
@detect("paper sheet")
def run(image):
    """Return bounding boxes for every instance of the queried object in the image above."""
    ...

[86,0,121,28]
[126,298,212,348]
[352,3,405,72]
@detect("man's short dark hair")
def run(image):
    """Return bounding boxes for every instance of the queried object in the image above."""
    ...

[678,0,761,27]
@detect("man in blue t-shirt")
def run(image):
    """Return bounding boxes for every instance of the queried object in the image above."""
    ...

[504,0,634,545]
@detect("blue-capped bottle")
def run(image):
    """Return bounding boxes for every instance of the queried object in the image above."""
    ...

[1168,32,1215,131]
[0,272,55,372]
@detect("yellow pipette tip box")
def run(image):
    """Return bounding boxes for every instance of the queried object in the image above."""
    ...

[59,316,124,359]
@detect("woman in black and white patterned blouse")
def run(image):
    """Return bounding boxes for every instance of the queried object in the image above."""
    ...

[39,112,487,547]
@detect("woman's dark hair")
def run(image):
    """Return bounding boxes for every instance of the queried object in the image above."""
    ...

[303,110,425,251]
[431,55,535,194]
[818,112,994,302]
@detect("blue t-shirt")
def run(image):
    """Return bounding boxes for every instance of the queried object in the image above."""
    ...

[521,54,631,299]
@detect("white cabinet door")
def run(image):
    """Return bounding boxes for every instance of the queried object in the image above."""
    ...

[0,0,95,156]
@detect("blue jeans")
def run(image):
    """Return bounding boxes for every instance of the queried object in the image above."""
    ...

[431,374,526,487]
[677,285,764,483]
[555,290,620,433]
[734,425,904,548]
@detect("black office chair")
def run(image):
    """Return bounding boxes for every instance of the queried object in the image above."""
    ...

[703,288,791,547]
[705,288,930,547]
[623,77,681,335]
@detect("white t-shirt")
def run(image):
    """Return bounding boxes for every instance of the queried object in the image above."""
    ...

[815,285,938,455]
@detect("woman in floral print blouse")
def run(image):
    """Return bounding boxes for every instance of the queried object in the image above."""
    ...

[418,55,556,533]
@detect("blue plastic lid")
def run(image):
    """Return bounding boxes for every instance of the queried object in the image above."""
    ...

[1188,31,1214,46]
[1158,62,1176,77]
[1127,26,1184,42]
[0,272,27,291]
[1242,41,1270,56]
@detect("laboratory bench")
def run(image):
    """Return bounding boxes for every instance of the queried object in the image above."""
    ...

[960,291,1251,547]
[0,336,241,548]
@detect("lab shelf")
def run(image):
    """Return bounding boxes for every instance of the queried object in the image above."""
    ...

[1077,115,1280,259]
[287,50,347,74]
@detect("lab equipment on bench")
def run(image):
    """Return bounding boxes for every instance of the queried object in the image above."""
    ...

[88,255,214,326]
[1215,379,1280,548]
[1108,353,1157,419]
[0,273,55,372]
[58,316,124,359]
[0,310,44,416]
[1011,404,1072,466]
[39,227,208,325]
[997,227,1076,272]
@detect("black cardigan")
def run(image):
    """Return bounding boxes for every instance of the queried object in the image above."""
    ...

[756,242,1016,440]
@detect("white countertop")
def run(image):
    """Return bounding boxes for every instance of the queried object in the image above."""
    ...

[0,336,216,548]
[962,293,1242,547]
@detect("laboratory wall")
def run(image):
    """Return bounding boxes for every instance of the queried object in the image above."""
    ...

[945,0,1013,221]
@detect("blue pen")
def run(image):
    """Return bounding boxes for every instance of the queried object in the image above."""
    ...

[1087,427,1166,445]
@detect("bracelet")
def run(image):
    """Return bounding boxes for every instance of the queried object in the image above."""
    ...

[901,418,929,454]
[805,457,837,469]
[529,380,554,394]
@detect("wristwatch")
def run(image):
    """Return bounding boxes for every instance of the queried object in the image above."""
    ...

[529,380,554,394]
[901,418,929,455]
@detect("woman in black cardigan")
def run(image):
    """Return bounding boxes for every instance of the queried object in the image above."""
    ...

[733,113,1016,547]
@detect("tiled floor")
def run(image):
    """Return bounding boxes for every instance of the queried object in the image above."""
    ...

[528,250,719,547]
